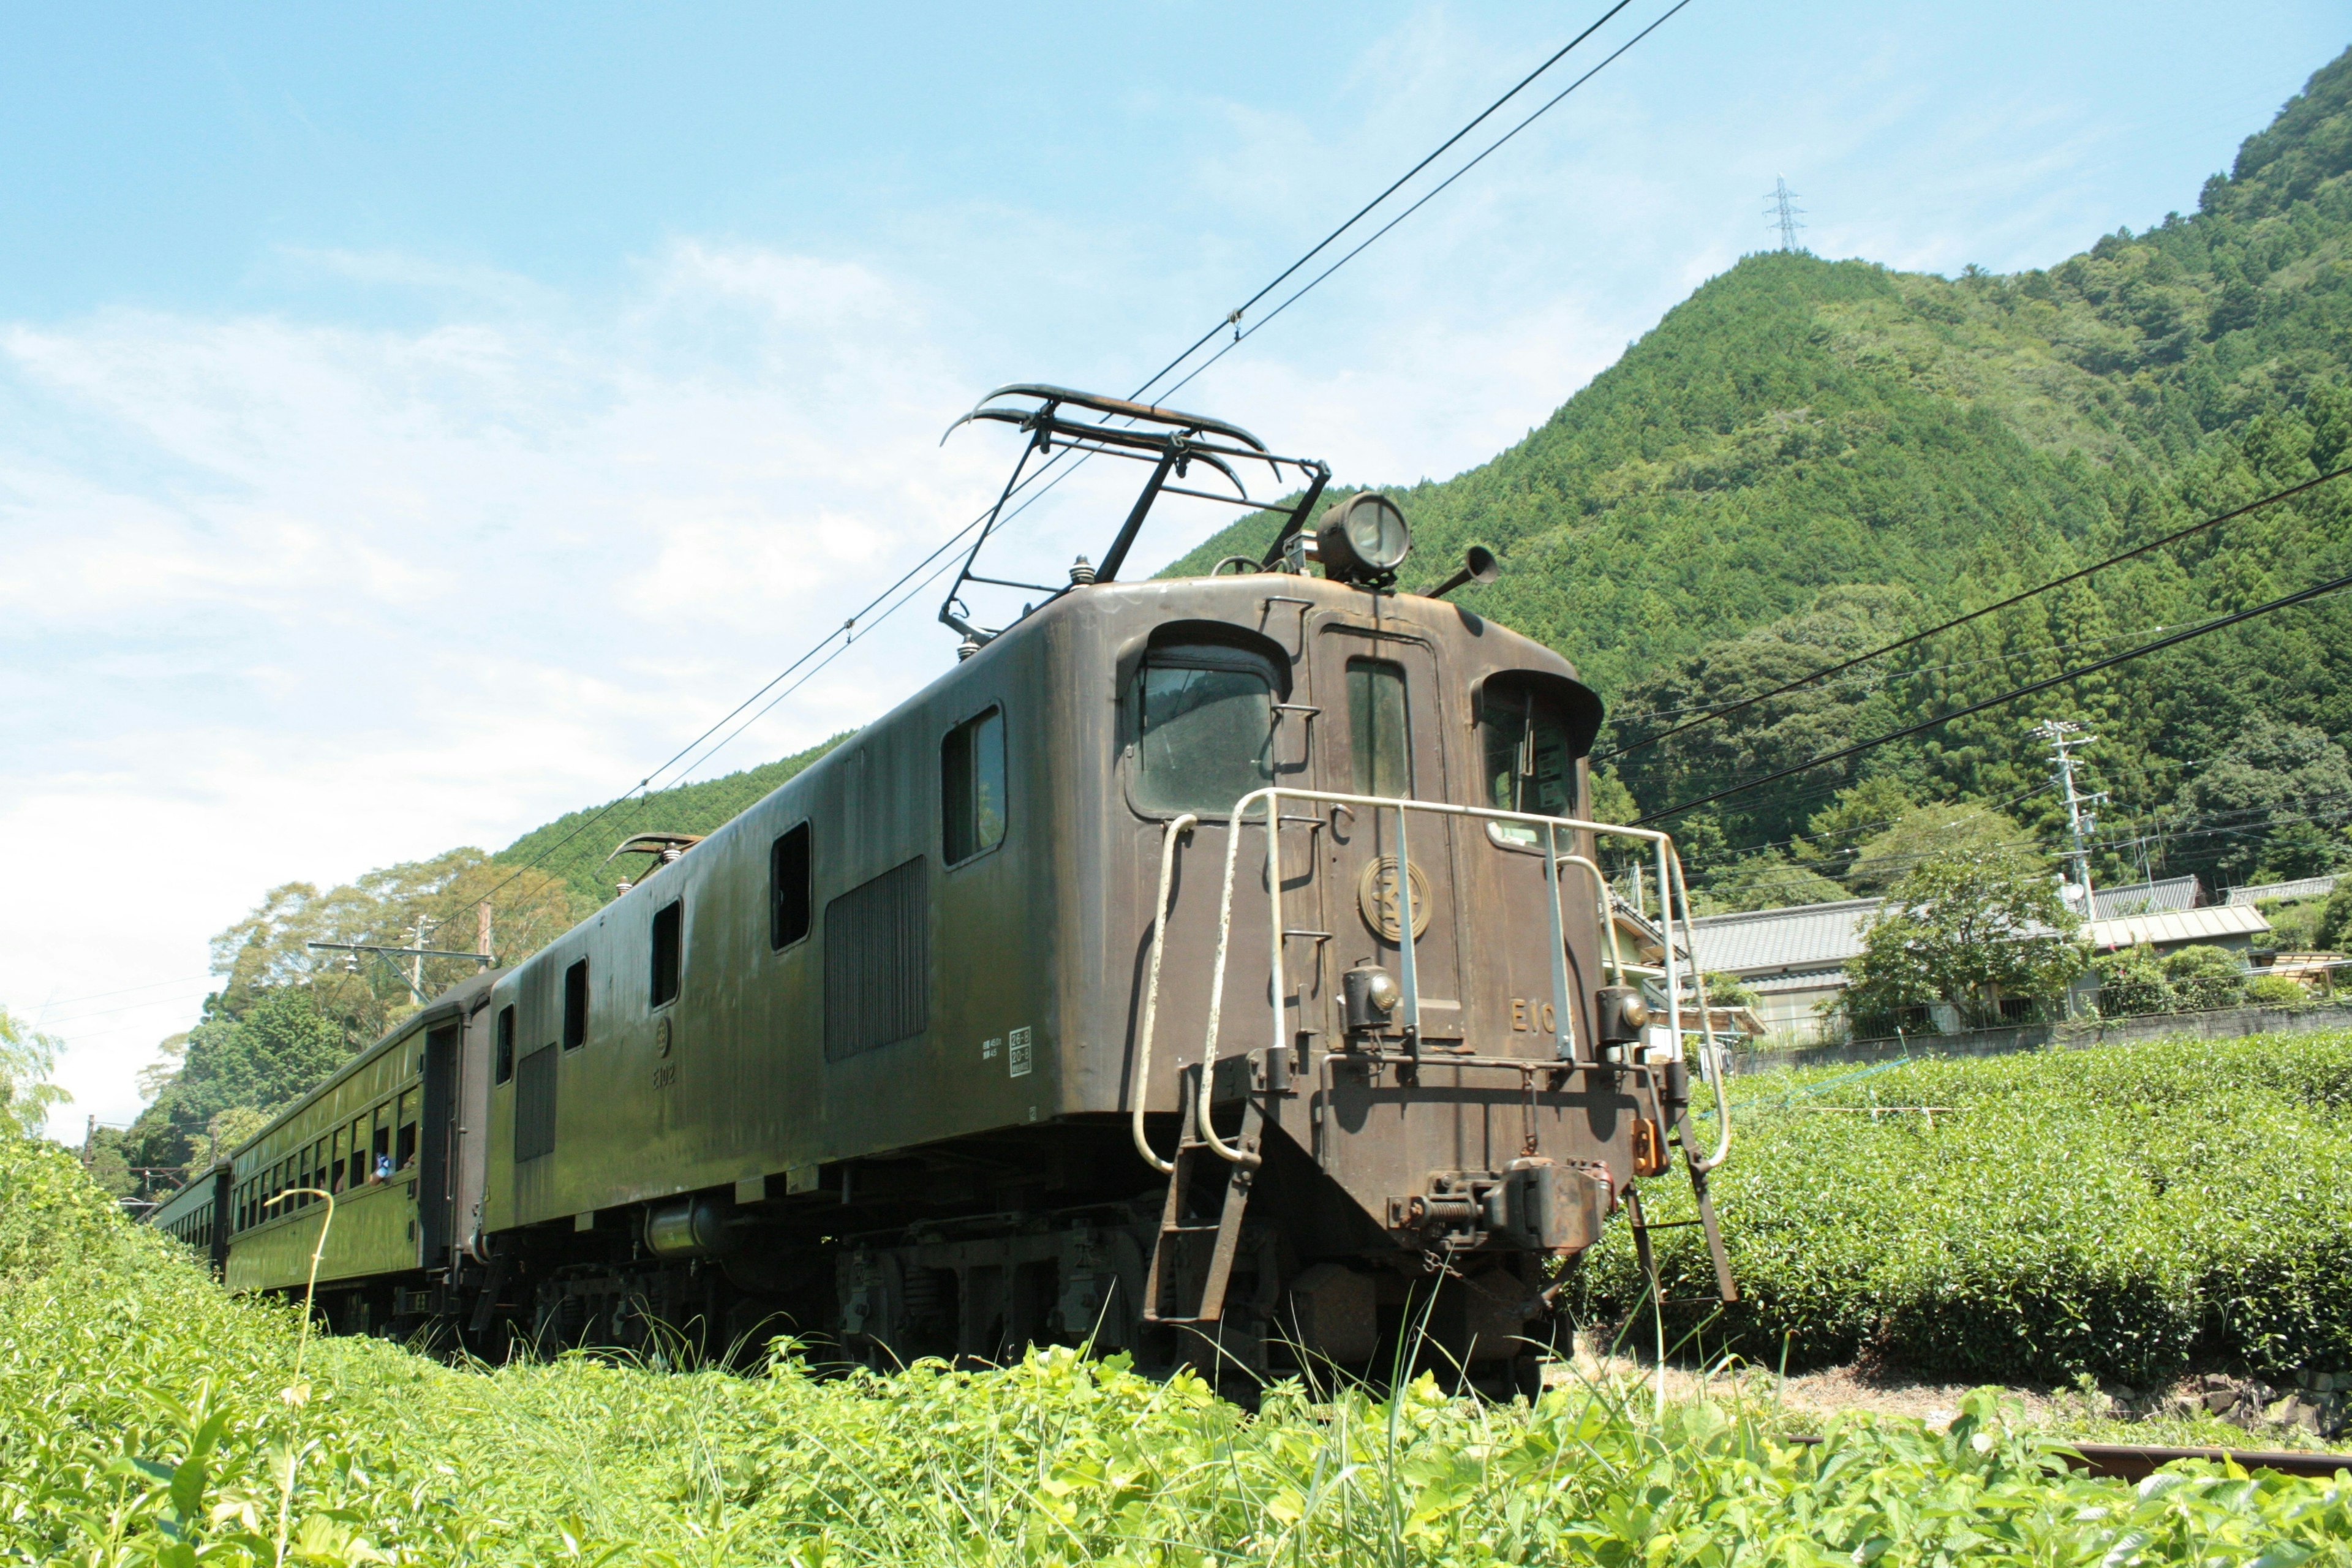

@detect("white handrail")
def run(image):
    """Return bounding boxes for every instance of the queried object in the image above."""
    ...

[1129,813,1196,1174]
[1667,847,1733,1172]
[1193,786,1695,1164]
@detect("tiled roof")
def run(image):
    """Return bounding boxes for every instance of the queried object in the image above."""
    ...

[1685,898,1882,976]
[1743,967,1851,995]
[2089,876,2201,919]
[2227,875,2339,907]
[2084,903,2269,949]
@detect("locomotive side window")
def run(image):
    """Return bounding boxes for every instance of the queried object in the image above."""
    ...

[650,899,683,1008]
[1346,658,1412,799]
[771,823,813,949]
[494,1005,516,1085]
[1132,649,1277,815]
[1481,682,1574,847]
[942,706,1007,865]
[562,959,589,1050]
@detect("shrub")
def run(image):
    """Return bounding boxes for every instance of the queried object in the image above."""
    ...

[2163,944,2247,1009]
[1569,1031,2352,1385]
[2245,971,2310,1007]
[2094,944,2172,1015]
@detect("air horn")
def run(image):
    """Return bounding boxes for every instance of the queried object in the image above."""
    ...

[1421,545,1500,600]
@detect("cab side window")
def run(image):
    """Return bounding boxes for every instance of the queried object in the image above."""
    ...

[650,899,683,1008]
[562,959,589,1049]
[1131,647,1278,816]
[495,1005,516,1084]
[771,823,812,949]
[942,707,1007,864]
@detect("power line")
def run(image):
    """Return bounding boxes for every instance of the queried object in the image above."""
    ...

[1634,565,2352,825]
[1594,464,2352,764]
[1131,0,1642,401]
[474,7,1698,910]
[1150,0,1698,408]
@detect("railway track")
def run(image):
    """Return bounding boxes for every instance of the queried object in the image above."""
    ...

[1795,1436,2351,1481]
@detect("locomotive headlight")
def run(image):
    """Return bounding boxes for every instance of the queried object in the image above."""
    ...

[1316,493,1412,584]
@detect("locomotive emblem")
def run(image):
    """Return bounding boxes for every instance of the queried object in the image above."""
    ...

[1354,854,1433,942]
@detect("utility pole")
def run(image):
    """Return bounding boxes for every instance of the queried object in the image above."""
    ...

[406,916,439,999]
[1766,176,1806,252]
[2034,720,2107,920]
[477,900,494,966]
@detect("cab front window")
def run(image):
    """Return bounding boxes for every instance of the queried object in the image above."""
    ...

[1481,681,1574,847]
[1132,647,1279,816]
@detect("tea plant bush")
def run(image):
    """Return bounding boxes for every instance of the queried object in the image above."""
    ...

[1572,1031,2352,1386]
[6,1099,2351,1562]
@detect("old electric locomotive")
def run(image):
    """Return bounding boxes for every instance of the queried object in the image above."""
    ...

[151,386,1733,1387]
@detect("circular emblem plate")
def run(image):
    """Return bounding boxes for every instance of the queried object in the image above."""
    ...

[1355,856,1433,943]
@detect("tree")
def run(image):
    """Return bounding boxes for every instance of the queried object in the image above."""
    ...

[184,1106,270,1179]
[2094,946,2173,1016]
[1689,850,1849,913]
[0,1007,70,1138]
[2177,717,2352,888]
[1841,848,2088,1029]
[125,988,345,1170]
[2163,944,2247,1010]
[1844,804,2035,895]
[2318,884,2352,951]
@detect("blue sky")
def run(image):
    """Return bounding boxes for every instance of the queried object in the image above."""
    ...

[4,1,2343,1136]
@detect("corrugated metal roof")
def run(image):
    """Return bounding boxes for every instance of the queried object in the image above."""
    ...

[2084,903,2269,949]
[1686,898,1881,974]
[2090,876,2201,919]
[2227,875,2339,907]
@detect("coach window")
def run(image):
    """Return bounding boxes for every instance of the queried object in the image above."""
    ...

[562,959,589,1049]
[396,1090,418,1172]
[1480,680,1574,848]
[1131,646,1279,816]
[348,1117,368,1187]
[650,899,683,1009]
[942,706,1008,865]
[329,1128,345,1194]
[1346,658,1412,800]
[771,823,812,949]
[495,1005,516,1084]
[371,1108,391,1181]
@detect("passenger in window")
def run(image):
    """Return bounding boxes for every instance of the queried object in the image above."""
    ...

[375,1152,393,1183]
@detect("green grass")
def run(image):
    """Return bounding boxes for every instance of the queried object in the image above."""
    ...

[1572,1031,2352,1389]
[6,1090,2352,1563]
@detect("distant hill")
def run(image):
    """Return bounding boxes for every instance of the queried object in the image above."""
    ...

[501,734,851,910]
[1169,46,2352,892]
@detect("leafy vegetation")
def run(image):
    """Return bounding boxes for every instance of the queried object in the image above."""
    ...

[1572,1031,2352,1388]
[1838,846,2087,1031]
[6,1123,2351,1565]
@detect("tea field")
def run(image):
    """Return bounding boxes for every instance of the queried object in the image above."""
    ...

[6,1035,2352,1566]
[1574,1032,2352,1389]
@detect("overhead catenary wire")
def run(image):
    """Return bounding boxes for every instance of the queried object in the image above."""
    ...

[1150,0,1698,408]
[1129,0,1643,402]
[1594,464,2352,764]
[1635,565,2352,826]
[467,7,1697,911]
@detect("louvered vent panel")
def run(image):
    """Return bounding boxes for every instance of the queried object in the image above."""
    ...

[514,1044,558,1163]
[824,857,930,1061]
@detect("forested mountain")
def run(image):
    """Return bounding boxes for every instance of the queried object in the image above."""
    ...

[1172,45,2352,900]
[103,46,2352,1174]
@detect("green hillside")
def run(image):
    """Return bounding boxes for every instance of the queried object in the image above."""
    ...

[1170,46,2352,891]
[500,733,851,911]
